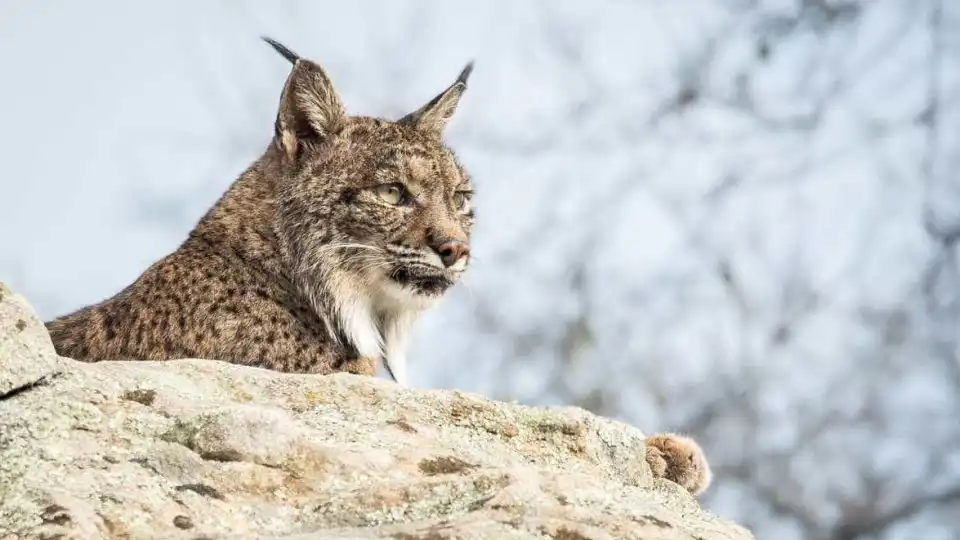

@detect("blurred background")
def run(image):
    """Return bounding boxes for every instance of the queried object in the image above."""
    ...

[2,1,959,538]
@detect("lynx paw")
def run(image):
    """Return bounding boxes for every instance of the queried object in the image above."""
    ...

[644,433,712,495]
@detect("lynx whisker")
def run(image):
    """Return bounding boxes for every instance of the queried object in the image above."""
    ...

[314,243,383,257]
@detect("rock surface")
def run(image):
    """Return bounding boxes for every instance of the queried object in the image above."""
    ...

[0,283,59,397]
[0,282,754,540]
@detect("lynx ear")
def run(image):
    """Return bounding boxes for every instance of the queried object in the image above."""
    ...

[400,62,474,135]
[264,37,345,161]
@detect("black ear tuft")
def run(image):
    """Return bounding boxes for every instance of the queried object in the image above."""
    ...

[456,61,475,86]
[399,60,475,135]
[262,36,300,65]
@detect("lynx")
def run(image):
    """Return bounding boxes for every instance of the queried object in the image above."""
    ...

[47,38,473,383]
[43,38,712,494]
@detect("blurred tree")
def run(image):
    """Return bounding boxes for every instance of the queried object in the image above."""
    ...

[429,1,960,539]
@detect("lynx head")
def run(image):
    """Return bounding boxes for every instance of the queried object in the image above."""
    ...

[263,38,474,309]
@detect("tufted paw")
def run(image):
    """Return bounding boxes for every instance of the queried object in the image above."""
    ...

[644,433,712,495]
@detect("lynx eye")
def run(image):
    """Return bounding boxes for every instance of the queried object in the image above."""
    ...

[375,183,406,205]
[453,191,472,211]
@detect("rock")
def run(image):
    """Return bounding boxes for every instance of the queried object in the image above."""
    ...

[0,282,754,540]
[0,282,60,397]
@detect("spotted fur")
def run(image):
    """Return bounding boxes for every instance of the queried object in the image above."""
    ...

[45,38,475,383]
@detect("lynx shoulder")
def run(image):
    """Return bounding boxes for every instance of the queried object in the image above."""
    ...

[45,38,476,385]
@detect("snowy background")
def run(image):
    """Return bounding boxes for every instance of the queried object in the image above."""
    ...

[2,1,960,538]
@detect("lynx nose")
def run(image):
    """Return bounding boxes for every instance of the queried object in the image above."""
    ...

[432,239,470,268]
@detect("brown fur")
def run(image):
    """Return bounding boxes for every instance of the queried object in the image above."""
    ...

[644,433,713,495]
[45,39,475,382]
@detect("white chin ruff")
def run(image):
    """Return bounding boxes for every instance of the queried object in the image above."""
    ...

[330,273,442,387]
[380,278,441,311]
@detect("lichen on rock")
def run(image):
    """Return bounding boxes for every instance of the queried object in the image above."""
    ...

[0,282,754,539]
